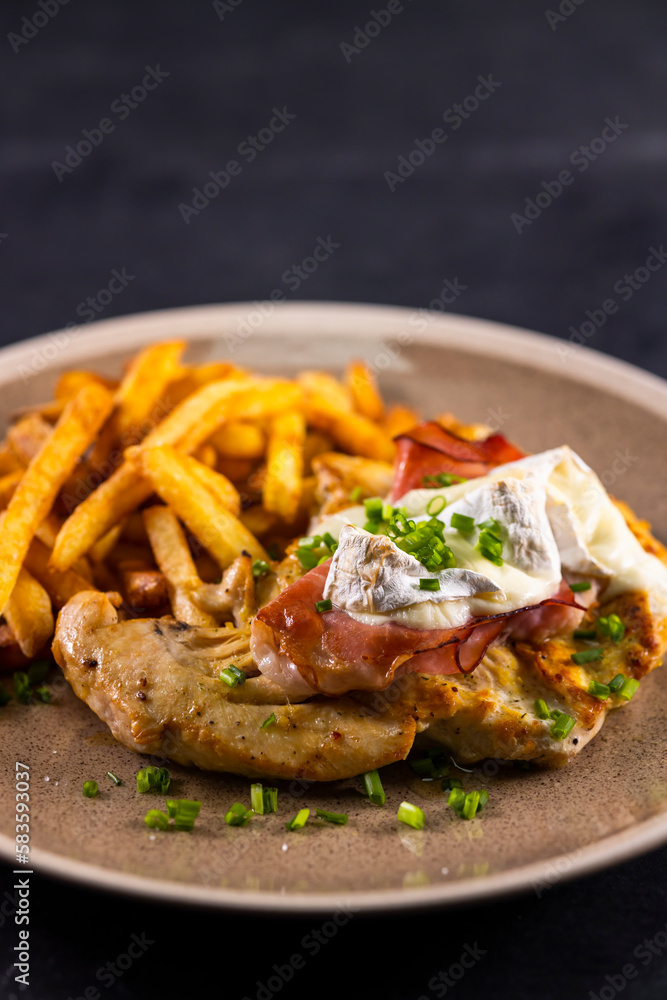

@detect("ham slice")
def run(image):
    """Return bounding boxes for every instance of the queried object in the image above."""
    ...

[251,562,583,697]
[391,422,525,500]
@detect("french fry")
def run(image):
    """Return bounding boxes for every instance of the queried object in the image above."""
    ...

[142,505,217,626]
[0,470,22,509]
[0,441,24,474]
[297,371,352,412]
[49,378,291,570]
[176,379,302,453]
[7,413,52,465]
[383,404,420,439]
[55,370,118,402]
[166,361,240,405]
[304,395,395,462]
[3,567,54,658]
[263,410,306,522]
[24,537,92,608]
[114,340,186,447]
[144,375,255,451]
[181,455,241,518]
[194,443,217,468]
[0,384,114,610]
[346,360,384,421]
[209,421,265,459]
[89,521,126,564]
[140,447,267,568]
[49,457,150,572]
[216,456,255,483]
[303,430,334,473]
[240,505,278,537]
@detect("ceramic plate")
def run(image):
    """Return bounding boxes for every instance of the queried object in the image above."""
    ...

[1,301,666,913]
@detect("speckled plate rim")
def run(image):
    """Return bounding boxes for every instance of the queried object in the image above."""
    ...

[1,300,667,913]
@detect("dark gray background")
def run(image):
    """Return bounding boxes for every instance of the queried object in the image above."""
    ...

[2,0,667,997]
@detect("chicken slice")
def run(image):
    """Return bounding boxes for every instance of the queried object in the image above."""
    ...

[52,590,415,780]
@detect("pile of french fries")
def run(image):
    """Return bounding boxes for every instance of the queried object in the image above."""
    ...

[0,340,435,671]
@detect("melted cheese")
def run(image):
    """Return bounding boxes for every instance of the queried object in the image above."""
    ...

[315,445,667,626]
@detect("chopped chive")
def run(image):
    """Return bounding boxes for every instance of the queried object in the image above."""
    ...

[144,809,169,830]
[350,485,362,502]
[534,698,551,720]
[422,472,467,488]
[478,789,489,809]
[250,784,277,816]
[550,712,575,739]
[597,613,625,643]
[27,661,49,684]
[442,776,462,790]
[315,599,333,613]
[251,783,265,814]
[362,769,386,806]
[573,629,597,640]
[315,808,348,825]
[618,677,640,701]
[225,802,252,827]
[462,790,481,820]
[447,787,466,813]
[136,769,152,793]
[608,674,625,693]
[410,755,449,779]
[82,780,98,798]
[397,801,425,830]
[570,581,591,592]
[252,559,270,578]
[172,799,201,830]
[264,787,278,814]
[364,497,383,521]
[419,578,440,591]
[33,684,52,703]
[166,799,178,818]
[155,767,170,793]
[286,808,310,831]
[426,496,446,516]
[296,547,319,569]
[267,542,281,560]
[13,672,32,704]
[106,771,122,786]
[219,665,246,687]
[571,647,604,665]
[261,712,277,729]
[588,680,610,700]
[450,513,475,533]
[0,683,10,707]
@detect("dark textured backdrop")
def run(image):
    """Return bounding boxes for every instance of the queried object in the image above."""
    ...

[2,1,667,997]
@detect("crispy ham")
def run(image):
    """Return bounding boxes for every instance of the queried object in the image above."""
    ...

[250,562,584,697]
[390,421,525,500]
